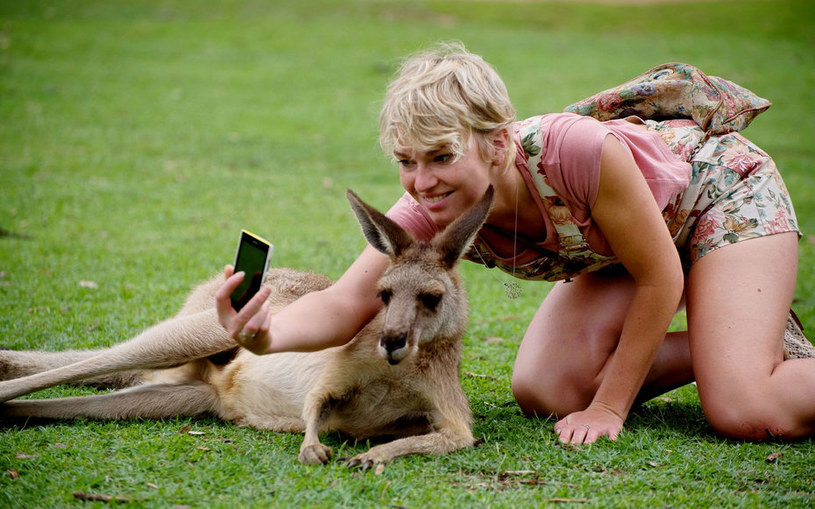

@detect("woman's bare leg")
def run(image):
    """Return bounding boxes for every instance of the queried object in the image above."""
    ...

[686,232,815,439]
[512,268,694,418]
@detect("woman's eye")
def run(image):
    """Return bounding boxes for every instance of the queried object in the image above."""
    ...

[434,154,452,163]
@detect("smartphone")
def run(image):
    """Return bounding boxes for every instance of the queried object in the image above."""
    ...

[230,230,273,311]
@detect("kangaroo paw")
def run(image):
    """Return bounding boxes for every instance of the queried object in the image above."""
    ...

[345,456,377,471]
[298,443,333,465]
[344,450,387,471]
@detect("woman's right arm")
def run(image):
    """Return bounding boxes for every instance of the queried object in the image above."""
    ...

[215,244,390,355]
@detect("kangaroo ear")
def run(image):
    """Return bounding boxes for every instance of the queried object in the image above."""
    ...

[434,185,494,268]
[347,189,413,258]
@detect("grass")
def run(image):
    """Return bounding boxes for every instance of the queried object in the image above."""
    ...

[1,0,814,506]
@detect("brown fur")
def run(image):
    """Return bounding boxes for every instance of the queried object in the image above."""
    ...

[0,188,494,468]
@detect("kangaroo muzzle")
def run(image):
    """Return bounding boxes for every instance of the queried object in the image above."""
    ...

[379,332,409,365]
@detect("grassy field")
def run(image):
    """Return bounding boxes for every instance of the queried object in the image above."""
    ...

[1,0,814,507]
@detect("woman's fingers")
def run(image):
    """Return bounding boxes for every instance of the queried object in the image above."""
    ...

[215,267,243,322]
[240,298,271,337]
[553,412,621,445]
[213,264,273,355]
[230,287,273,354]
[555,422,593,444]
[555,421,586,444]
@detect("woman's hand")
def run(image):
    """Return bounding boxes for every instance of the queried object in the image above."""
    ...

[553,402,625,444]
[215,265,274,355]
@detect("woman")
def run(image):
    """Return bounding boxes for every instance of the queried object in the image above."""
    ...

[215,43,815,444]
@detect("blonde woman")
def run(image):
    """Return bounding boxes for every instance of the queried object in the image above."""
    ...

[216,42,814,444]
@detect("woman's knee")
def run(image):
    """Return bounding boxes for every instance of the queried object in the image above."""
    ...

[511,364,594,418]
[511,272,636,418]
[512,324,621,418]
[511,371,557,418]
[700,392,797,440]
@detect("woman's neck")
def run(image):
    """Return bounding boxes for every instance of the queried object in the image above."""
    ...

[489,164,542,238]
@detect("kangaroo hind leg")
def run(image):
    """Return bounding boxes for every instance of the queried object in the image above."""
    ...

[1,348,103,381]
[346,424,474,470]
[0,308,233,403]
[0,348,145,389]
[0,381,219,421]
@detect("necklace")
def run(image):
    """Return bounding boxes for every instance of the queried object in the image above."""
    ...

[474,182,523,300]
[503,181,522,299]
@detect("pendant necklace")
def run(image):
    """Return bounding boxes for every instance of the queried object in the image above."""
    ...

[503,181,522,299]
[474,182,523,300]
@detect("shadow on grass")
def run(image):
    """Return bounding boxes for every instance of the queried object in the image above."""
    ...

[629,398,714,438]
[468,391,720,446]
[470,395,710,433]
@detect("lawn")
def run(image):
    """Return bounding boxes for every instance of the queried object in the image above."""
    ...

[1,0,814,507]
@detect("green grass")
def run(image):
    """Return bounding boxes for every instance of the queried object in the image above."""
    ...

[1,0,814,506]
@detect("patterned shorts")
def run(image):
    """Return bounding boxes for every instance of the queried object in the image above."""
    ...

[647,120,800,268]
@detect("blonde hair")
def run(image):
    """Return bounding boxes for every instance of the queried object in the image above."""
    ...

[379,42,516,165]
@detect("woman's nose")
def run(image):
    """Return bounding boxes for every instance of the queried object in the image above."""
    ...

[413,163,438,191]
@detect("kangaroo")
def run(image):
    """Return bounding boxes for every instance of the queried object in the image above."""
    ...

[0,187,494,468]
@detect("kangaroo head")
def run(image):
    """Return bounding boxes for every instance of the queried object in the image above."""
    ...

[346,186,494,365]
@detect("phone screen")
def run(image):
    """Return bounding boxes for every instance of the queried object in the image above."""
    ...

[230,230,273,311]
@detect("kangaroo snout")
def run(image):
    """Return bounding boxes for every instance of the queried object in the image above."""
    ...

[379,332,409,365]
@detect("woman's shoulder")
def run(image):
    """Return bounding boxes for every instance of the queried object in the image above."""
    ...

[513,113,610,214]
[516,113,607,152]
[517,112,602,130]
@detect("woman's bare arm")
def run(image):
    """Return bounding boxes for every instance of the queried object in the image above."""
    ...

[215,245,390,354]
[554,134,685,443]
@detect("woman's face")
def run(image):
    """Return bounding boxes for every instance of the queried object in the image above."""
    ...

[396,137,494,229]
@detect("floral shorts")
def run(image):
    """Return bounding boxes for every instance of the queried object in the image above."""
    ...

[647,120,800,268]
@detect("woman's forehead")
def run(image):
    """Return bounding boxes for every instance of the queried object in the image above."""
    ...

[394,134,475,156]
[393,143,452,157]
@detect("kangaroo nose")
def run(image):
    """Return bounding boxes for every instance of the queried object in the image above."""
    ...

[380,332,407,364]
[380,332,407,352]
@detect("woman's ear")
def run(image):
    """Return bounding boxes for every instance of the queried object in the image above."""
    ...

[489,128,511,167]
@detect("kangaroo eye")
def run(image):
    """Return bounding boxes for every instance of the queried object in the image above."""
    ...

[418,293,441,311]
[378,289,392,305]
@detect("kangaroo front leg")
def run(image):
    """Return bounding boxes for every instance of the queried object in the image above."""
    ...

[347,422,474,469]
[348,379,475,469]
[297,390,336,465]
[0,309,233,403]
[0,381,218,421]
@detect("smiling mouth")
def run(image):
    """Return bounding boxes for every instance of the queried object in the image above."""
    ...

[423,191,452,204]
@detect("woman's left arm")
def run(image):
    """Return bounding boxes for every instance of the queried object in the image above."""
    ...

[554,134,685,444]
